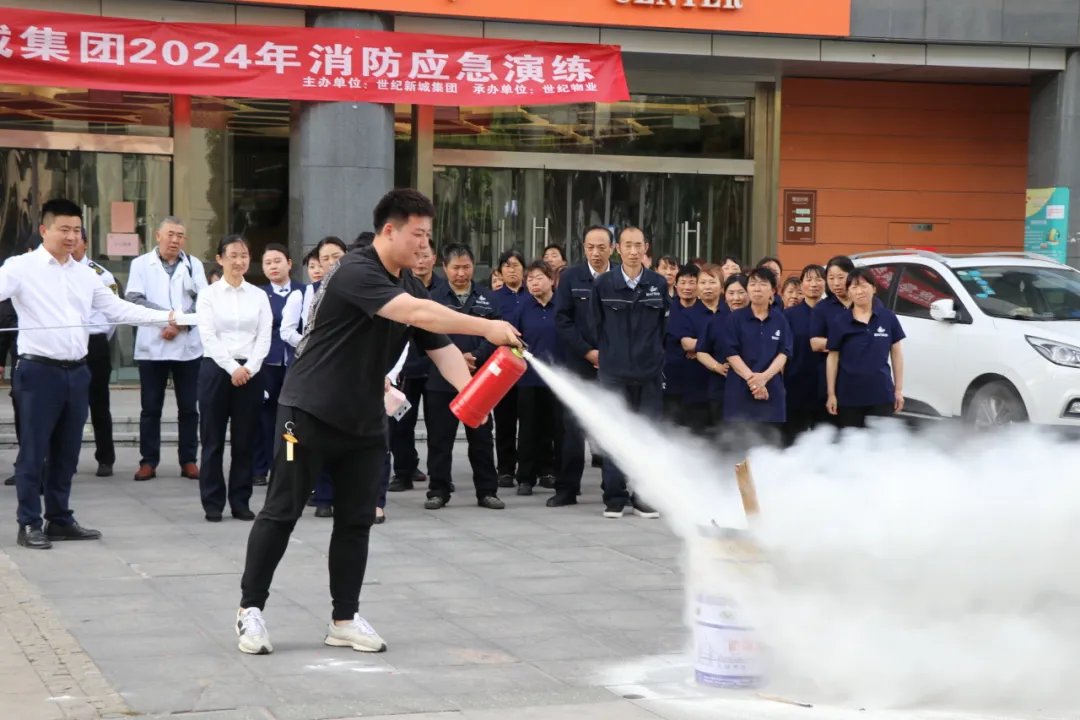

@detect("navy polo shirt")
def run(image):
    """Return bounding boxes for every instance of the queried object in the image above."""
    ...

[512,294,564,387]
[695,304,732,402]
[495,284,527,319]
[784,301,826,409]
[827,307,906,408]
[671,301,715,405]
[664,302,694,398]
[721,306,793,423]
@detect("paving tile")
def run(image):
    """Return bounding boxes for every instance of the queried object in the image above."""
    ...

[465,699,659,719]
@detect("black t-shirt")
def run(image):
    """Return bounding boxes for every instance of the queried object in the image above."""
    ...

[278,245,452,437]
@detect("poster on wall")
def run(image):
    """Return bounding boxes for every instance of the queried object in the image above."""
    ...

[1024,188,1069,264]
[782,190,816,244]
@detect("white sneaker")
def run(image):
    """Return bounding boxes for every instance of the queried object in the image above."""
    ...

[324,614,387,653]
[236,608,273,655]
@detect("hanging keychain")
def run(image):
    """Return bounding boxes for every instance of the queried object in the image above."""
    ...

[282,421,298,462]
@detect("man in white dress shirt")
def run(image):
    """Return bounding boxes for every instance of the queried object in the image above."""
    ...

[72,231,117,478]
[0,199,186,550]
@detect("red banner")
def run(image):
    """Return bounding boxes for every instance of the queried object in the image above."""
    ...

[0,9,629,106]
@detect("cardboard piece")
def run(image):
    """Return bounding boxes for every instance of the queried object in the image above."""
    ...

[106,233,140,257]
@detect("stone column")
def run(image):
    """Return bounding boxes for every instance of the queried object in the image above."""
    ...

[291,10,394,255]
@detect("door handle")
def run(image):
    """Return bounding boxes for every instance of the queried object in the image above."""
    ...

[531,217,549,259]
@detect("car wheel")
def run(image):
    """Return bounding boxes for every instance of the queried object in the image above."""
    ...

[967,381,1028,429]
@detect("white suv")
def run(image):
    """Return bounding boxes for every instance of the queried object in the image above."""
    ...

[852,250,1080,428]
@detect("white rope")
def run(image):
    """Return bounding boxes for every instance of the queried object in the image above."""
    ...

[0,320,178,333]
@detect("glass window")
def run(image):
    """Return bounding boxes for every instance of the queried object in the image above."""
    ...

[433,95,749,158]
[867,265,898,296]
[0,86,171,137]
[894,265,957,320]
[954,265,1080,320]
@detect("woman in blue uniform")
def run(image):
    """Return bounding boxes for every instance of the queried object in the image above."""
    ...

[512,261,565,495]
[721,268,792,450]
[672,264,722,432]
[783,264,826,445]
[492,249,526,487]
[663,264,699,422]
[695,274,749,425]
[810,255,856,353]
[826,267,906,429]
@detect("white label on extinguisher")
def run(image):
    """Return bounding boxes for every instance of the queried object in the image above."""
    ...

[489,365,502,376]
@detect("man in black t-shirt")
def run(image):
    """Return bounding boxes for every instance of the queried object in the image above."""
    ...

[235,189,521,657]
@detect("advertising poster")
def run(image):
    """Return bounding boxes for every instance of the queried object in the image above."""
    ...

[1025,188,1069,263]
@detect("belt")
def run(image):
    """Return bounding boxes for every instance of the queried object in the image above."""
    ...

[19,354,87,369]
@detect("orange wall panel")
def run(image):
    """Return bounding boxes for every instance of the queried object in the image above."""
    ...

[777,78,1030,273]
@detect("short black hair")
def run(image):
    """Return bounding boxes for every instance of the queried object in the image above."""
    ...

[724,273,749,292]
[350,231,376,250]
[543,244,566,262]
[526,259,554,280]
[675,264,700,283]
[303,249,320,266]
[262,243,290,262]
[722,255,742,267]
[206,263,223,283]
[584,226,614,244]
[748,266,778,291]
[373,188,435,233]
[315,236,347,255]
[825,255,855,275]
[497,249,525,270]
[757,256,782,272]
[782,276,801,292]
[443,243,474,264]
[657,255,680,269]
[800,263,825,282]
[217,234,248,257]
[845,266,876,290]
[41,198,82,228]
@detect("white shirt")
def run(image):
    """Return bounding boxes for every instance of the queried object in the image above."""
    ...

[0,246,174,361]
[280,287,306,348]
[622,266,644,289]
[197,279,273,377]
[78,255,119,337]
[589,262,610,280]
[127,248,207,362]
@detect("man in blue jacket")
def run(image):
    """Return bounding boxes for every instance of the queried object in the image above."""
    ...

[589,227,667,520]
[551,226,615,508]
[423,243,505,511]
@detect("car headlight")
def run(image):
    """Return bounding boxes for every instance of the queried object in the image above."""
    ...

[1027,336,1080,368]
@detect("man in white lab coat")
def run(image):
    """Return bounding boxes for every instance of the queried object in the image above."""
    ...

[126,217,207,482]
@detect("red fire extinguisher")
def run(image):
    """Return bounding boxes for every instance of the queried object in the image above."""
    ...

[451,347,528,428]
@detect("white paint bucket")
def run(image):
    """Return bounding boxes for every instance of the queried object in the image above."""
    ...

[690,525,770,689]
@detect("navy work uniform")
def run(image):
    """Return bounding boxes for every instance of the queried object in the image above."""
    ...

[669,300,716,433]
[721,306,793,449]
[695,305,732,424]
[662,301,692,423]
[80,256,119,472]
[425,281,501,506]
[827,306,906,429]
[512,292,565,493]
[552,261,608,504]
[784,300,826,444]
[491,283,526,483]
[0,245,176,548]
[590,266,668,515]
[255,279,305,483]
[388,273,445,490]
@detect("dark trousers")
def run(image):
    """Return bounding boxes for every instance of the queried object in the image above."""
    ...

[517,385,562,487]
[426,391,498,501]
[138,359,200,468]
[681,402,714,435]
[389,375,427,479]
[783,403,825,446]
[198,359,260,514]
[87,334,115,466]
[721,422,782,457]
[313,471,334,506]
[598,375,663,506]
[837,403,895,429]
[241,405,384,621]
[493,386,518,476]
[559,405,586,495]
[663,395,682,424]
[254,364,287,477]
[13,360,89,529]
[378,439,391,510]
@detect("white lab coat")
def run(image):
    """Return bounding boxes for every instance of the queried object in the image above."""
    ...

[127,249,207,361]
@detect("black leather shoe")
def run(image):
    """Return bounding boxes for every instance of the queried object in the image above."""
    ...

[478,495,506,510]
[387,477,414,492]
[17,526,51,549]
[4,475,13,486]
[516,483,534,496]
[314,505,333,518]
[424,496,448,510]
[232,508,256,521]
[591,455,605,468]
[253,475,268,487]
[374,513,386,525]
[547,492,578,508]
[497,474,516,488]
[205,511,223,523]
[95,464,113,478]
[44,521,101,541]
[539,475,556,489]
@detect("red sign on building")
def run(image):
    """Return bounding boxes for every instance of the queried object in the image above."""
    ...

[0,9,630,106]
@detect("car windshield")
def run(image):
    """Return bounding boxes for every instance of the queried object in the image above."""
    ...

[954,265,1080,320]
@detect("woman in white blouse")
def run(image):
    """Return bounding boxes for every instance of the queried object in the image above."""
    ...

[197,235,272,523]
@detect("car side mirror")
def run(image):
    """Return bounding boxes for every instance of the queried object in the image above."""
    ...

[930,298,958,322]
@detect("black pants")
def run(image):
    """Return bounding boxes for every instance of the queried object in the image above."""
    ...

[389,375,428,479]
[87,334,115,466]
[240,405,384,621]
[598,375,663,507]
[426,391,498,501]
[255,363,287,477]
[680,402,714,435]
[837,403,894,429]
[663,395,682,424]
[559,404,586,495]
[517,385,563,487]
[138,359,200,468]
[198,358,260,514]
[493,386,518,476]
